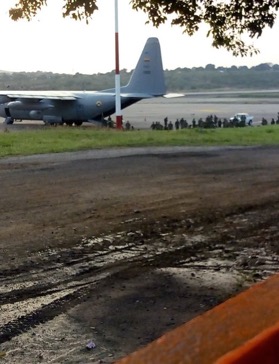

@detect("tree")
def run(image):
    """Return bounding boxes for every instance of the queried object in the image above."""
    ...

[252,63,272,71]
[9,0,279,56]
[205,64,216,71]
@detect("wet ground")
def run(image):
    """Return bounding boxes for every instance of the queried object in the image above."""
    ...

[0,146,279,363]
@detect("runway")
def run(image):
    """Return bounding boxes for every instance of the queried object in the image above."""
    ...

[1,96,279,130]
[122,96,279,128]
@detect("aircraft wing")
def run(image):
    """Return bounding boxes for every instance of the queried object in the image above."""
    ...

[0,91,77,101]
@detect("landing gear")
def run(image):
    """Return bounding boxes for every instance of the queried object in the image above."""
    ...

[64,121,83,126]
[4,117,14,125]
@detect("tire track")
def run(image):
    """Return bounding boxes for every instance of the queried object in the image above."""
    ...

[1,204,278,345]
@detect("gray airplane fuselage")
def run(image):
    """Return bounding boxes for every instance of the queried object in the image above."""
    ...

[0,38,166,125]
[0,92,140,123]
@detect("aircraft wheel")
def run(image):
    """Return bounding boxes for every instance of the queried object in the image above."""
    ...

[65,121,73,126]
[5,117,14,125]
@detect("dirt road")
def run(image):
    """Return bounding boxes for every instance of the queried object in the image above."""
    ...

[0,146,278,363]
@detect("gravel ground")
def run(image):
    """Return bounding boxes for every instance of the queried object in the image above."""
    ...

[0,145,278,363]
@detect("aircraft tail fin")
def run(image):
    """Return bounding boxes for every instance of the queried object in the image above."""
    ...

[121,37,166,97]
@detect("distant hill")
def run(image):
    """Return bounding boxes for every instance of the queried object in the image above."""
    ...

[0,63,279,92]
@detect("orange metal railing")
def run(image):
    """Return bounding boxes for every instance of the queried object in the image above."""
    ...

[116,273,279,364]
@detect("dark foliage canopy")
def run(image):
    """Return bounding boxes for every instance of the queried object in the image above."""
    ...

[2,64,279,93]
[9,0,279,56]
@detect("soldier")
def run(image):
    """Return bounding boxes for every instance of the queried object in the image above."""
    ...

[107,116,114,128]
[261,117,268,126]
[180,118,185,129]
[223,118,229,128]
[198,118,204,128]
[125,120,131,130]
[240,114,246,127]
[175,119,180,130]
[231,116,238,127]
[213,114,218,126]
[168,121,173,130]
[155,121,163,130]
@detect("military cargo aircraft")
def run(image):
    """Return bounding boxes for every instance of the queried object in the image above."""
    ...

[0,37,166,126]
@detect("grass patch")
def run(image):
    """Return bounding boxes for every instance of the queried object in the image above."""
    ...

[0,125,278,158]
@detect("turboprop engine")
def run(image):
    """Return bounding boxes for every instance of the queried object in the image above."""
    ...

[6,100,54,110]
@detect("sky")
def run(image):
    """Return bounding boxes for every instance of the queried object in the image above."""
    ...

[0,0,279,74]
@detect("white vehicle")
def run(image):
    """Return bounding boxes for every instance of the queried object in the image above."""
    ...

[230,113,253,125]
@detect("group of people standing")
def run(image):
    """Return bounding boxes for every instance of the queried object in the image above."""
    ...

[150,117,190,130]
[151,113,279,130]
[151,115,224,130]
[261,113,279,125]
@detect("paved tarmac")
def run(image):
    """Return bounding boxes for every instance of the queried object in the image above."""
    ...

[0,96,279,129]
[122,96,279,129]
